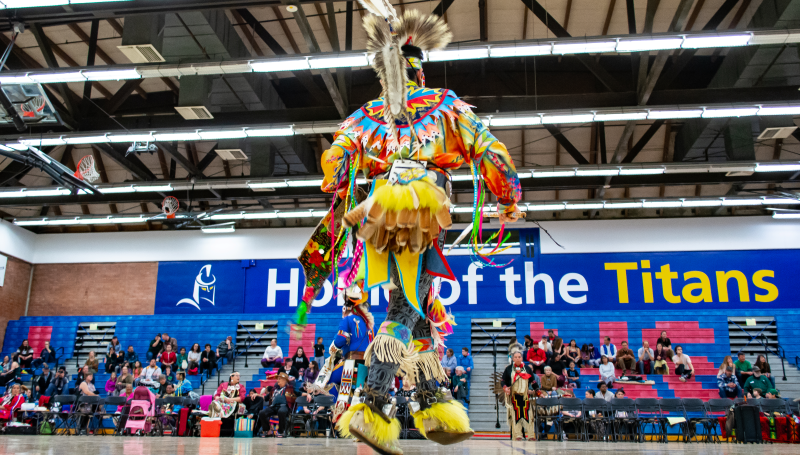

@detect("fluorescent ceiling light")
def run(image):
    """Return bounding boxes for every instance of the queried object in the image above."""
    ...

[451,206,473,213]
[566,202,604,210]
[682,34,751,49]
[246,128,294,137]
[14,219,48,226]
[65,136,108,144]
[5,143,28,151]
[208,213,245,220]
[757,106,800,116]
[243,212,278,219]
[681,199,722,207]
[309,55,369,69]
[553,41,616,54]
[24,188,71,197]
[532,170,576,178]
[643,200,683,208]
[702,107,759,118]
[277,211,315,218]
[722,198,763,206]
[108,134,154,143]
[647,109,703,119]
[134,185,172,192]
[773,212,800,219]
[109,217,146,224]
[248,182,288,189]
[83,69,141,81]
[75,217,113,225]
[594,112,648,121]
[489,116,541,126]
[603,201,643,209]
[251,59,309,72]
[29,72,86,83]
[311,210,328,217]
[576,169,619,176]
[47,218,79,226]
[450,174,473,182]
[199,130,247,140]
[0,190,26,198]
[762,198,799,205]
[619,167,664,175]
[527,204,566,211]
[20,138,65,147]
[490,45,551,57]
[99,186,135,194]
[541,114,594,124]
[0,75,32,84]
[202,225,236,234]
[616,37,684,52]
[428,48,489,61]
[154,132,201,141]
[755,163,800,172]
[287,179,324,187]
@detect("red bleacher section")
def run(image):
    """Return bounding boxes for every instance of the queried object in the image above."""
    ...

[599,321,628,345]
[529,322,557,338]
[27,326,52,359]
[641,321,715,345]
[287,323,316,361]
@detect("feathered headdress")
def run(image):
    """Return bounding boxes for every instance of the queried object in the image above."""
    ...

[360,6,452,147]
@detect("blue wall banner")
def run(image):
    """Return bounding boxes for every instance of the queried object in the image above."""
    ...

[154,229,799,315]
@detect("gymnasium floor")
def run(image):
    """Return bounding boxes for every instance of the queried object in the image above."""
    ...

[1,437,799,455]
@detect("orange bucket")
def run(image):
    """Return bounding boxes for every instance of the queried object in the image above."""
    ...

[201,419,223,437]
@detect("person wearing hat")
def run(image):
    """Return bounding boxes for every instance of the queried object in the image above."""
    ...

[717,366,741,399]
[331,284,374,363]
[766,389,781,399]
[258,372,292,438]
[43,367,68,397]
[744,366,774,398]
[34,363,54,400]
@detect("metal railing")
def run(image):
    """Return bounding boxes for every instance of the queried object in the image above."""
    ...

[74,324,115,369]
[235,321,278,369]
[731,320,787,381]
[471,321,517,429]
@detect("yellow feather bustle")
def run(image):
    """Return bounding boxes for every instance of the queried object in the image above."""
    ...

[412,401,472,438]
[337,403,402,445]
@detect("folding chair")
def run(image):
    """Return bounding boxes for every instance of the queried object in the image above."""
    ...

[760,398,787,415]
[556,397,584,441]
[582,398,611,442]
[287,396,313,437]
[97,396,128,435]
[533,397,561,440]
[658,398,686,442]
[635,398,664,443]
[157,397,185,436]
[70,396,103,435]
[705,398,734,443]
[43,395,74,435]
[681,398,712,442]
[610,398,638,442]
[311,395,336,437]
[396,396,413,439]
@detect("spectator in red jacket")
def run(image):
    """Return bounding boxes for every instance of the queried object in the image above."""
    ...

[158,344,177,371]
[526,345,547,373]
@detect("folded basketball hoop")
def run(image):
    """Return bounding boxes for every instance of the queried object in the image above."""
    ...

[74,155,100,183]
[162,196,179,219]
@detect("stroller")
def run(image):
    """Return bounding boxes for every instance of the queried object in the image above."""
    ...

[123,387,157,435]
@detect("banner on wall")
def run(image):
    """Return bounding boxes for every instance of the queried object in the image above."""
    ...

[154,229,799,314]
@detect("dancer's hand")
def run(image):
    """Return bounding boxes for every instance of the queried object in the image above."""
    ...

[503,386,510,394]
[499,212,522,224]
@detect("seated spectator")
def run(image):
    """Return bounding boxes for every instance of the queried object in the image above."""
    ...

[766,389,780,399]
[115,366,134,396]
[598,356,616,387]
[84,351,99,374]
[162,384,177,399]
[279,358,298,384]
[76,375,98,434]
[313,337,325,367]
[539,335,552,362]
[565,340,580,366]
[107,336,123,354]
[76,365,94,387]
[105,372,118,396]
[261,339,284,368]
[151,374,169,397]
[120,383,134,398]
[441,348,458,376]
[105,348,122,374]
[596,382,614,401]
[291,347,310,371]
[147,335,163,362]
[616,341,636,376]
[452,366,470,408]
[0,355,9,371]
[540,366,559,392]
[34,363,54,399]
[754,355,775,388]
[458,347,474,381]
[132,361,143,378]
[33,342,57,369]
[734,352,752,386]
[176,347,188,372]
[743,366,774,398]
[580,344,600,367]
[653,343,670,374]
[565,361,581,389]
[637,341,654,375]
[304,361,320,384]
[656,331,674,358]
[243,388,265,430]
[163,365,175,383]
[259,373,292,438]
[44,367,68,397]
[718,366,741,399]
[717,355,736,379]
[161,333,178,355]
[200,344,217,375]
[523,335,534,351]
[599,337,617,363]
[672,345,694,382]
[549,338,567,376]
[526,344,547,373]
[0,383,25,424]
[187,344,202,373]
[136,358,162,388]
[124,345,138,365]
[175,372,193,397]
[751,388,763,399]
[217,336,236,365]
[159,344,177,371]
[15,339,34,370]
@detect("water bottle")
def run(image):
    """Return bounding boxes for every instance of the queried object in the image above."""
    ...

[326,427,330,438]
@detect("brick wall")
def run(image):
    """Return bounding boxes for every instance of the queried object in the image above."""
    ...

[27,262,157,316]
[0,255,32,343]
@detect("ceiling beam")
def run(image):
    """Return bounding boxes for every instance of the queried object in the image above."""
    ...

[543,125,590,165]
[29,24,79,116]
[197,150,219,172]
[91,143,157,181]
[479,0,489,42]
[106,80,145,115]
[432,0,457,17]
[156,142,205,178]
[620,120,665,163]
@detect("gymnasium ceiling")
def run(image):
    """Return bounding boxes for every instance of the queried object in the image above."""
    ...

[1,0,799,233]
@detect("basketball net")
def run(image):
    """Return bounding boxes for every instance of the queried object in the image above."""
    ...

[74,155,100,183]
[162,196,179,219]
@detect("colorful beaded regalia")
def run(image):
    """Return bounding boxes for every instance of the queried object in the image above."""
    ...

[295,3,521,453]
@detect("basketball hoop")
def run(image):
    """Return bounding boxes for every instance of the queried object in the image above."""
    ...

[162,196,180,219]
[74,155,100,183]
